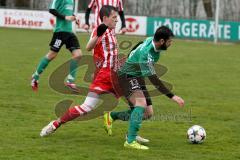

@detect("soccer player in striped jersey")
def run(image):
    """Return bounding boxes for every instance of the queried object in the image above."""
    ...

[40,5,151,143]
[39,5,127,136]
[31,0,82,91]
[84,0,127,34]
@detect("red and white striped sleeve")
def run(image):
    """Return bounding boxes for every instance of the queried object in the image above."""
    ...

[88,0,96,8]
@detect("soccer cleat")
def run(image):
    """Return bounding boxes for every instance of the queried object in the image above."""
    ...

[40,120,60,137]
[126,134,150,143]
[103,112,113,136]
[124,141,149,150]
[31,77,39,91]
[65,81,80,92]
[136,135,150,143]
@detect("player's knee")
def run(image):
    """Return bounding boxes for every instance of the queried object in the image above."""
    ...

[79,104,93,113]
[46,51,57,60]
[80,92,99,113]
[72,49,82,59]
[135,98,147,108]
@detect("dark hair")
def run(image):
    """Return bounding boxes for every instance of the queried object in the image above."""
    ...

[99,5,118,22]
[153,26,174,41]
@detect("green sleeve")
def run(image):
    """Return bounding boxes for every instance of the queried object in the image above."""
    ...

[49,0,61,10]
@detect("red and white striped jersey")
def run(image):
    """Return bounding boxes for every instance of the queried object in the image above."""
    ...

[88,0,124,26]
[91,27,119,70]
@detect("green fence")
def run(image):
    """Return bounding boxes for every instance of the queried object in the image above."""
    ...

[147,17,240,42]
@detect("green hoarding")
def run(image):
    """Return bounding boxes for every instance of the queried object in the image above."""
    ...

[147,17,240,42]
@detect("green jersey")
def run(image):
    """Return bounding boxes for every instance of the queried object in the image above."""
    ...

[120,37,161,77]
[49,0,74,32]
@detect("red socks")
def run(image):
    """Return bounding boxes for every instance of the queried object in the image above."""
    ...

[60,106,87,124]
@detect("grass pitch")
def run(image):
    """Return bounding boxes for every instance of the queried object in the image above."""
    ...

[0,28,240,160]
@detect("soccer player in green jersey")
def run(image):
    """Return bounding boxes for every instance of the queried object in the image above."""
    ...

[116,26,185,150]
[31,0,82,91]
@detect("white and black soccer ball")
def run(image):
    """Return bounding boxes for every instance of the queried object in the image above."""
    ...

[187,125,206,144]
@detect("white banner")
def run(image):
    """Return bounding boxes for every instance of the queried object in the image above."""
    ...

[119,16,147,36]
[0,9,54,29]
[0,9,147,35]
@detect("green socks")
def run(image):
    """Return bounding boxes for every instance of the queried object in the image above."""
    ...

[67,59,78,83]
[33,57,50,80]
[110,110,133,121]
[127,106,145,143]
[32,57,79,83]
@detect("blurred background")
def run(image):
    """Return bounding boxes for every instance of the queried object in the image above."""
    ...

[0,0,240,21]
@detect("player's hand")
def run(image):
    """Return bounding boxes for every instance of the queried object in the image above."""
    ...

[119,27,127,34]
[65,15,76,21]
[97,24,108,37]
[83,24,90,31]
[171,95,185,107]
[75,19,80,25]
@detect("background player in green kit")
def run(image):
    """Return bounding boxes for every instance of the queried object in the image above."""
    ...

[31,0,82,91]
[117,26,185,150]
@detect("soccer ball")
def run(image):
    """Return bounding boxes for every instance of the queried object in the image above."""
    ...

[187,125,206,144]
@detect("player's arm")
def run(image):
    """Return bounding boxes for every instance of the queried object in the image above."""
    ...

[86,35,98,51]
[148,74,174,98]
[148,74,185,107]
[49,0,76,21]
[49,9,65,19]
[127,41,143,58]
[131,41,143,52]
[86,24,108,51]
[119,11,126,29]
[49,9,76,21]
[84,0,95,30]
[85,7,91,27]
[118,0,126,34]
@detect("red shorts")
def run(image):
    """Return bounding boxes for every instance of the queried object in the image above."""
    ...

[89,68,120,98]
